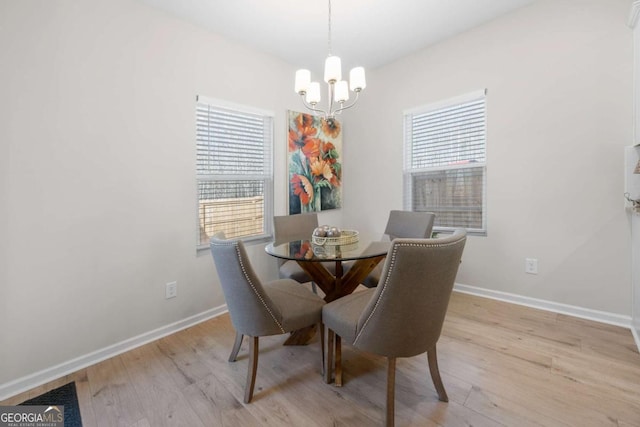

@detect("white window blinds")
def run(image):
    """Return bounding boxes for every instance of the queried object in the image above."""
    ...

[404,90,487,234]
[196,97,273,246]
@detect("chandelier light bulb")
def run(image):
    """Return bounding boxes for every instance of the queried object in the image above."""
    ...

[295,69,311,94]
[335,81,349,103]
[349,67,366,92]
[324,56,342,83]
[306,82,321,105]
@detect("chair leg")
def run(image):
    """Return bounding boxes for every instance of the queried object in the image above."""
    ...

[319,322,325,376]
[427,345,448,402]
[244,336,259,404]
[386,357,396,427]
[229,332,244,362]
[335,334,342,387]
[325,329,334,383]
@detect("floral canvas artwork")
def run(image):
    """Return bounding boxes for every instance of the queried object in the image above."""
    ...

[288,111,342,214]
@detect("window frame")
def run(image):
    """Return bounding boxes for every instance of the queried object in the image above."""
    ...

[195,96,274,250]
[403,89,487,236]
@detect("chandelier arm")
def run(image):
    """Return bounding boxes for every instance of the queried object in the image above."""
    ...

[299,95,329,116]
[326,81,336,117]
[331,91,361,116]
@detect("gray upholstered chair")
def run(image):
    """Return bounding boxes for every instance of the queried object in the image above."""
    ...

[273,213,319,287]
[362,210,436,288]
[322,229,467,427]
[273,213,347,295]
[209,232,325,403]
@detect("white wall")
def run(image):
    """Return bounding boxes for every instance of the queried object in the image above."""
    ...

[344,0,633,315]
[629,1,640,346]
[0,0,635,391]
[0,66,8,378]
[0,0,345,386]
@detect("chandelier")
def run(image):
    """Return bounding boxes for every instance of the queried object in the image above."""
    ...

[294,0,366,122]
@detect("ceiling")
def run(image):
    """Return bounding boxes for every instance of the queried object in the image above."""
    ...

[138,0,535,71]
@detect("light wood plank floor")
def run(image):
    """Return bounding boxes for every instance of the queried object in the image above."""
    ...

[3,292,640,426]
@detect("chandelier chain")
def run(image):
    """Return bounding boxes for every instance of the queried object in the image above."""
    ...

[328,0,332,56]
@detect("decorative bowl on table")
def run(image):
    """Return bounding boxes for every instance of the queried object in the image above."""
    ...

[312,227,359,246]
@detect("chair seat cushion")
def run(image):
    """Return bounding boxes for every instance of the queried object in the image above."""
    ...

[264,279,325,332]
[322,288,376,344]
[361,262,382,288]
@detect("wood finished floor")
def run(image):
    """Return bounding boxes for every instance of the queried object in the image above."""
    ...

[3,292,640,426]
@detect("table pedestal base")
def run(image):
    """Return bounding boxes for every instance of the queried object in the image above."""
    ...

[284,324,318,345]
[283,255,386,346]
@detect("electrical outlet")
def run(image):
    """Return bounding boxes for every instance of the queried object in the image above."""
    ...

[525,258,538,274]
[165,281,177,299]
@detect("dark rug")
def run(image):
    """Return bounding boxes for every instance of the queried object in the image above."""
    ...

[20,381,83,427]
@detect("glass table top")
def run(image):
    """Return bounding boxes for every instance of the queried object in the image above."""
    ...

[265,238,390,262]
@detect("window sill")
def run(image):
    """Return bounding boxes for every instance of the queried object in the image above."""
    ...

[434,228,486,237]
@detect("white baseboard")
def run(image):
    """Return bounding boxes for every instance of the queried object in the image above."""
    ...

[632,323,640,354]
[454,283,632,328]
[0,305,228,401]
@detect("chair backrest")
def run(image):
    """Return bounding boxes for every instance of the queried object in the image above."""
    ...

[383,210,436,240]
[273,213,319,245]
[210,232,286,337]
[353,229,467,358]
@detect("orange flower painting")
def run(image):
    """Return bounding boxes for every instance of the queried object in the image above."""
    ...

[288,111,342,214]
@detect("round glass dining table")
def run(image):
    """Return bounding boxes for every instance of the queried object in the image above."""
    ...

[265,238,390,303]
[265,237,390,345]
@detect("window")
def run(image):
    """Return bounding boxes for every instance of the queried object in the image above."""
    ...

[403,90,487,235]
[196,96,273,247]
